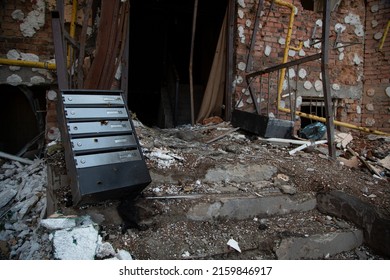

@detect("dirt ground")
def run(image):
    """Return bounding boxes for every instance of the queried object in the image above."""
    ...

[2,120,389,260]
[53,120,389,260]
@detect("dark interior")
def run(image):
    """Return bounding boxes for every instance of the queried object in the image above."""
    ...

[128,0,228,127]
[0,85,47,156]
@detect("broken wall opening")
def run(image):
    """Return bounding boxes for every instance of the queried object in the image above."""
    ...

[0,85,47,157]
[128,0,228,127]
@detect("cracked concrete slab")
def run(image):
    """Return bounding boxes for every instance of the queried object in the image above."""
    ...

[275,229,364,259]
[187,193,316,221]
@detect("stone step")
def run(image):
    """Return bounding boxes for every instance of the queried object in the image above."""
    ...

[105,209,363,260]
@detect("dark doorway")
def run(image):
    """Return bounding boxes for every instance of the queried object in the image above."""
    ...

[128,0,228,127]
[0,85,46,157]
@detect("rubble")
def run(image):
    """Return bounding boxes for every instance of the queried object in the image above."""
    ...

[0,122,389,260]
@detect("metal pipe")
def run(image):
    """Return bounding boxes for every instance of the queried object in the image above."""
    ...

[379,20,390,50]
[271,0,390,137]
[67,0,78,67]
[189,0,198,126]
[274,0,296,109]
[0,58,56,70]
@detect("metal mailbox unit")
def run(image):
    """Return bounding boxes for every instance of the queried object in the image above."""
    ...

[57,89,151,205]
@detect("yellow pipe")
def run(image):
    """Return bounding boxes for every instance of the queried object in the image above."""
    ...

[0,58,56,70]
[272,0,390,136]
[67,0,78,66]
[379,20,390,50]
[274,0,296,110]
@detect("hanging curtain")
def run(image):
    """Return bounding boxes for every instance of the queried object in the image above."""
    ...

[196,10,227,123]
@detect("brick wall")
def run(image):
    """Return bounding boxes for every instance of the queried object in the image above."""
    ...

[232,0,382,132]
[0,0,55,85]
[362,0,390,132]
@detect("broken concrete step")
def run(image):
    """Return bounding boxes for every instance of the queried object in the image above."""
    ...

[185,193,316,221]
[116,209,362,260]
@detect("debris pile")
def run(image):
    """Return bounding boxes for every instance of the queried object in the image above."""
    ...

[0,159,133,260]
[0,160,49,259]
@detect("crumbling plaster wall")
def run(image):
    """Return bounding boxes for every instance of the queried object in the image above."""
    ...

[0,0,55,86]
[362,0,390,131]
[233,0,371,130]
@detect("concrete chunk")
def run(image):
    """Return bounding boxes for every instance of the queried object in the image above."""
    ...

[0,188,17,209]
[187,193,316,221]
[53,225,100,260]
[40,218,77,230]
[275,230,363,259]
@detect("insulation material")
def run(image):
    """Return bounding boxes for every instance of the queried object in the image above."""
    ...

[19,0,45,37]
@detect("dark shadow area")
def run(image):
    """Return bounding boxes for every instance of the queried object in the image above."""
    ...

[0,85,47,157]
[128,0,227,127]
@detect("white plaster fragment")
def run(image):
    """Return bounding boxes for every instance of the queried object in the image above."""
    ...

[7,49,20,60]
[339,52,345,61]
[386,87,390,98]
[365,118,375,127]
[242,88,250,96]
[288,50,296,57]
[319,73,322,80]
[21,53,39,62]
[298,68,307,79]
[19,0,46,37]
[237,100,244,108]
[7,74,23,86]
[238,26,245,43]
[53,225,100,260]
[299,49,306,57]
[294,7,298,15]
[47,90,57,101]
[238,0,246,9]
[264,45,272,57]
[246,19,252,28]
[31,76,45,84]
[280,100,286,109]
[238,62,246,71]
[353,54,362,65]
[371,4,379,13]
[332,84,340,91]
[288,68,295,79]
[115,64,122,80]
[303,39,310,48]
[116,249,133,260]
[313,42,322,49]
[246,97,253,104]
[278,37,286,45]
[314,80,323,92]
[356,105,361,114]
[9,66,21,71]
[238,9,244,19]
[344,13,364,37]
[335,23,346,32]
[304,81,313,90]
[283,79,288,90]
[354,25,364,37]
[366,104,374,111]
[47,127,60,141]
[40,218,76,230]
[336,43,344,53]
[296,96,302,108]
[374,32,383,40]
[316,19,323,27]
[236,75,243,84]
[268,112,275,118]
[371,20,378,28]
[12,10,24,21]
